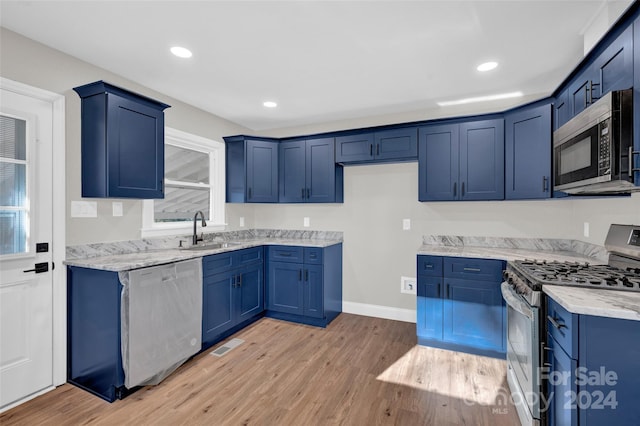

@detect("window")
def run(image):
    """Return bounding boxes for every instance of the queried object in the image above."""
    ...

[142,128,225,237]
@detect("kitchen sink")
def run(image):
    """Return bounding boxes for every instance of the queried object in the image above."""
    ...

[181,241,244,251]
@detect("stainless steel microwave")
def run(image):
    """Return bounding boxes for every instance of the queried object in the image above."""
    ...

[553,88,636,194]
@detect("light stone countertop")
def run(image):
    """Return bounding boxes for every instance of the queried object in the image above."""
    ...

[417,245,603,264]
[544,285,640,322]
[65,230,343,272]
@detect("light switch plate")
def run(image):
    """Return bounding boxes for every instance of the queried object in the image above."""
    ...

[303,217,310,227]
[239,217,245,227]
[584,222,590,237]
[71,201,97,218]
[112,202,123,217]
[403,218,411,230]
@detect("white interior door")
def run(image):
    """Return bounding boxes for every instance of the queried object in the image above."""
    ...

[0,87,54,410]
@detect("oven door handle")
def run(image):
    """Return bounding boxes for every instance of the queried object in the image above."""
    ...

[501,282,534,321]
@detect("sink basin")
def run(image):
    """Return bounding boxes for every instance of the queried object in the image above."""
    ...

[180,241,243,251]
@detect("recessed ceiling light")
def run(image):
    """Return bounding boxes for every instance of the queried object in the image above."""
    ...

[437,91,523,107]
[263,101,278,108]
[477,61,498,72]
[170,46,192,58]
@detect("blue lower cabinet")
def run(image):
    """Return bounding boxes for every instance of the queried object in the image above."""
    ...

[417,276,443,340]
[416,255,506,358]
[443,278,505,352]
[67,266,127,402]
[546,297,640,425]
[202,248,264,349]
[266,244,342,327]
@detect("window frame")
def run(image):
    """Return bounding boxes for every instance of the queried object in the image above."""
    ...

[142,127,225,238]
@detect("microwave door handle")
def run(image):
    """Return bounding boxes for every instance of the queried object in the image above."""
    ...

[630,146,640,177]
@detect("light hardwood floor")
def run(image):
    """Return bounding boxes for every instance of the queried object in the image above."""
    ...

[1,314,519,425]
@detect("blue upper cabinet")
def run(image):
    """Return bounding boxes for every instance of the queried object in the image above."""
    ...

[335,133,374,163]
[279,137,342,203]
[73,81,170,199]
[563,24,634,123]
[419,119,504,201]
[335,127,417,164]
[418,124,459,201]
[224,136,279,203]
[554,89,571,131]
[459,119,504,200]
[505,103,552,199]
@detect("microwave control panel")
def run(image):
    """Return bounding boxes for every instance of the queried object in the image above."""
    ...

[629,229,640,247]
[598,119,611,175]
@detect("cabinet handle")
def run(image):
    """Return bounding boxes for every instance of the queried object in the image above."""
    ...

[547,315,567,330]
[463,267,481,272]
[584,84,589,109]
[299,269,302,281]
[305,269,309,281]
[376,144,380,156]
[446,284,450,298]
[370,144,373,157]
[248,187,252,199]
[238,274,242,287]
[453,182,457,197]
[589,81,600,104]
[424,264,433,270]
[437,283,441,298]
[542,176,549,192]
[279,252,292,257]
[306,188,310,199]
[461,182,465,197]
[630,147,640,177]
[302,188,305,199]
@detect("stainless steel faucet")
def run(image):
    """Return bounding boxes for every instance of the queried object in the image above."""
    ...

[192,211,207,245]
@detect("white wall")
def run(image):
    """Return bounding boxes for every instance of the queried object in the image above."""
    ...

[2,27,638,315]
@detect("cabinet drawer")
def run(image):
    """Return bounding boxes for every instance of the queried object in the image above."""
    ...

[236,247,263,266]
[443,257,504,281]
[417,255,443,277]
[547,297,578,359]
[203,252,234,277]
[304,247,323,264]
[268,246,304,263]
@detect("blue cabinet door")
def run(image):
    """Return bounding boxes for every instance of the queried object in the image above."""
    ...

[459,119,504,201]
[267,261,303,315]
[417,276,443,340]
[505,104,552,200]
[418,124,459,201]
[303,264,324,318]
[236,263,264,322]
[547,335,578,426]
[443,278,504,351]
[568,69,594,117]
[279,140,306,203]
[246,139,278,203]
[335,133,374,163]
[592,25,633,99]
[202,270,234,345]
[554,90,571,130]
[306,137,336,203]
[374,128,418,161]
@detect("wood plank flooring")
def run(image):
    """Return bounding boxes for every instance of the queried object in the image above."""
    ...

[1,314,519,425]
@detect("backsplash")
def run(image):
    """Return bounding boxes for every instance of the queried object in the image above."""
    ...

[66,229,343,260]
[422,235,609,263]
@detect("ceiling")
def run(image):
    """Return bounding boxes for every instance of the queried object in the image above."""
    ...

[0,1,634,131]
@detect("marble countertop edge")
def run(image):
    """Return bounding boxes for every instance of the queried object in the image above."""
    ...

[543,285,640,322]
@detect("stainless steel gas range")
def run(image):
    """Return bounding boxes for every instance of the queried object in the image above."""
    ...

[501,224,640,426]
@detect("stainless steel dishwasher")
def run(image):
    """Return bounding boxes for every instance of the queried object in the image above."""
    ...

[119,258,202,388]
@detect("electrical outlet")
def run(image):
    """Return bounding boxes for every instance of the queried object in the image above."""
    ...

[403,218,411,230]
[112,202,123,217]
[303,217,310,227]
[401,276,417,295]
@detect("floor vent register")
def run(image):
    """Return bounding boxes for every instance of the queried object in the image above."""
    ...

[210,338,244,357]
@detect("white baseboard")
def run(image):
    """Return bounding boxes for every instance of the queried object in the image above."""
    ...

[342,301,416,323]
